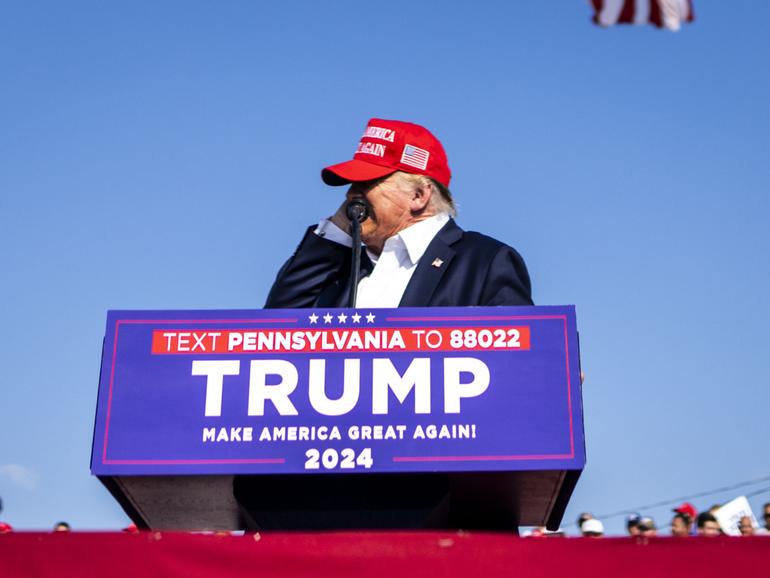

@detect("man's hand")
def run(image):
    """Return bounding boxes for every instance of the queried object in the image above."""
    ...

[329,199,351,233]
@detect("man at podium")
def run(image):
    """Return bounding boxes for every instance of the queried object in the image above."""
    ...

[266,118,533,309]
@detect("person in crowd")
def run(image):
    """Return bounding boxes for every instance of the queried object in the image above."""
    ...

[581,518,604,538]
[577,512,594,532]
[763,503,770,533]
[53,521,71,532]
[265,118,533,310]
[625,513,642,536]
[671,512,693,537]
[637,517,657,537]
[696,512,721,537]
[738,515,755,536]
[673,502,697,526]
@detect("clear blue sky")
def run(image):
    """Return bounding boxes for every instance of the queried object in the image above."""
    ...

[1,1,768,534]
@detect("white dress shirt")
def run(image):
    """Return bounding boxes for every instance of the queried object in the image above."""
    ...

[314,213,450,308]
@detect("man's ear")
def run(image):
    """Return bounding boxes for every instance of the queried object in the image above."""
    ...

[409,181,432,213]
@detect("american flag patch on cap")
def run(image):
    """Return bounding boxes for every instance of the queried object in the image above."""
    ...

[400,144,430,170]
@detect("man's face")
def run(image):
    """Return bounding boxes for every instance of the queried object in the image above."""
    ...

[698,521,721,537]
[764,506,770,529]
[738,517,754,536]
[671,516,690,537]
[347,174,419,253]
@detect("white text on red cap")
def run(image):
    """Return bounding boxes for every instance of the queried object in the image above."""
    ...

[356,141,386,158]
[363,126,396,142]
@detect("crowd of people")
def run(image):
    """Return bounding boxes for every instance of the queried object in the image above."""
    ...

[526,501,770,538]
[3,494,770,537]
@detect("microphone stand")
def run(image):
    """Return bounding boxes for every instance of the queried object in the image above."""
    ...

[346,201,368,308]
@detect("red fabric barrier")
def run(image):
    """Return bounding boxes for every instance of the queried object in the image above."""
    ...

[2,531,769,578]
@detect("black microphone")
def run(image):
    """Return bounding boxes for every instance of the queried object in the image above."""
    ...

[346,199,369,223]
[345,199,368,307]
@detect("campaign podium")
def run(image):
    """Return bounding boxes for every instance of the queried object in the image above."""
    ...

[91,306,584,531]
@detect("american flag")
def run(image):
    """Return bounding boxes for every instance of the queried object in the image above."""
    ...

[590,0,694,31]
[400,144,430,171]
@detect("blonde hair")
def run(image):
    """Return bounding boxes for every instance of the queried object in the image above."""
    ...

[395,172,456,217]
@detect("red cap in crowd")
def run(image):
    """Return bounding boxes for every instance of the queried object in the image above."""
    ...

[673,502,698,520]
[322,118,452,188]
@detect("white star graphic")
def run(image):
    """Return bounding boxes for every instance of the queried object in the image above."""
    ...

[308,313,319,324]
[351,313,362,323]
[323,313,333,324]
[365,312,376,323]
[337,312,348,323]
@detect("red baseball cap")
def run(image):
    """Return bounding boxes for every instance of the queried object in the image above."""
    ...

[673,502,697,520]
[322,118,452,188]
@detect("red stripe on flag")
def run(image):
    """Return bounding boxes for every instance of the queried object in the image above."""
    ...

[619,0,635,23]
[650,0,662,27]
[590,0,603,24]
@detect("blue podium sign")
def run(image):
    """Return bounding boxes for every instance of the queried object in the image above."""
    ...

[91,306,584,477]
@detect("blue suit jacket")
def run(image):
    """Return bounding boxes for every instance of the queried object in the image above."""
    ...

[265,219,533,308]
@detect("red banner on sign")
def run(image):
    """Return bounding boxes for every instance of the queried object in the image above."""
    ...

[151,327,531,354]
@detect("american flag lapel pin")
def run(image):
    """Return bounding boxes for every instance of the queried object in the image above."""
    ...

[431,258,443,268]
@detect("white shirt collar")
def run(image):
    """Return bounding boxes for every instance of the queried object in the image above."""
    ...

[367,213,450,266]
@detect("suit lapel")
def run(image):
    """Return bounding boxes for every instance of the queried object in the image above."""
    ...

[399,219,462,307]
[331,250,374,307]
